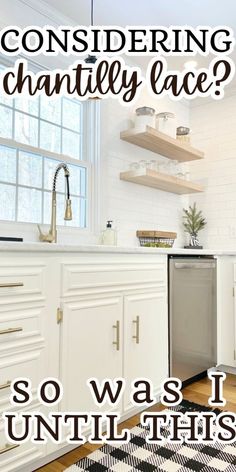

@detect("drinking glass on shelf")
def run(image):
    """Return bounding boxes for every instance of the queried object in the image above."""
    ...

[184,171,190,180]
[146,160,157,170]
[176,163,186,179]
[158,162,168,173]
[150,160,158,171]
[167,160,179,175]
[138,160,147,172]
[129,162,139,171]
[176,171,185,179]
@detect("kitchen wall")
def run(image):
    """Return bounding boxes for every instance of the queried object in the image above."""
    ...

[189,92,236,249]
[0,90,190,247]
[0,0,208,248]
[100,95,190,247]
[2,1,236,249]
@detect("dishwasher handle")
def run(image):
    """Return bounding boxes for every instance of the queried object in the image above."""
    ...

[174,262,216,269]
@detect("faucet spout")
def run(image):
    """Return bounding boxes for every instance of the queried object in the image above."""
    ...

[38,163,73,243]
[65,198,72,220]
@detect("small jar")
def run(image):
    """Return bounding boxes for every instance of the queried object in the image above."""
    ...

[156,112,176,138]
[134,107,156,132]
[176,126,191,145]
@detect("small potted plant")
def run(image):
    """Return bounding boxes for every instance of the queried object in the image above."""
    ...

[183,202,206,248]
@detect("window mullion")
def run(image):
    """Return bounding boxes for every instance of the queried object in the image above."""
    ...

[61,98,63,154]
[12,100,15,141]
[41,155,45,225]
[38,96,41,148]
[15,149,19,222]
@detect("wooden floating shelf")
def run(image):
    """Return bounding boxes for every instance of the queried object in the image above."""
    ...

[120,169,204,195]
[120,126,204,162]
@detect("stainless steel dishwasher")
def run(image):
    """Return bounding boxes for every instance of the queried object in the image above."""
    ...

[169,256,217,385]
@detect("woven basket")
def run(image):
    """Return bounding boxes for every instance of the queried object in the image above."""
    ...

[136,231,177,248]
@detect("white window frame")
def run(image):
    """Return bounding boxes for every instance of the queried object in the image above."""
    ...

[0,57,101,239]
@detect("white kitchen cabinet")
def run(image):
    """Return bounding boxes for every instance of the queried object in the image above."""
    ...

[60,254,168,419]
[0,250,168,471]
[123,291,168,413]
[216,257,236,369]
[2,247,236,472]
[0,256,55,471]
[60,289,168,419]
[60,295,123,414]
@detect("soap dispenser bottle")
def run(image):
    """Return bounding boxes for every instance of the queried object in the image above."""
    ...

[101,221,117,246]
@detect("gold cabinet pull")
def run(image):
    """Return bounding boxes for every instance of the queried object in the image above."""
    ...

[133,316,140,344]
[0,443,19,455]
[57,308,63,324]
[0,327,23,336]
[0,380,11,391]
[0,283,24,288]
[113,320,120,351]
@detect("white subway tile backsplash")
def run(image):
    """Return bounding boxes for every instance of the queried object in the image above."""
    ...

[100,94,190,247]
[190,93,236,248]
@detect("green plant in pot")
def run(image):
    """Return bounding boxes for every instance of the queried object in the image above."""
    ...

[183,202,206,248]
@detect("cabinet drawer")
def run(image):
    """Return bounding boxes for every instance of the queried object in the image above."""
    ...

[62,260,167,296]
[0,350,45,415]
[0,405,45,472]
[0,261,46,304]
[0,305,44,356]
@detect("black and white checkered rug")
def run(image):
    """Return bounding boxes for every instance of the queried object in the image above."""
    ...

[65,400,236,472]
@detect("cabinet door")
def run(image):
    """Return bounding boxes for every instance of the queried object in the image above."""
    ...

[217,283,235,368]
[217,258,236,367]
[123,292,168,413]
[60,296,123,414]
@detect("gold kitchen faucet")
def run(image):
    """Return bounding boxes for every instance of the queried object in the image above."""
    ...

[38,163,72,243]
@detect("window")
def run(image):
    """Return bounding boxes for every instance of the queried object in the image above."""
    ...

[0,64,98,230]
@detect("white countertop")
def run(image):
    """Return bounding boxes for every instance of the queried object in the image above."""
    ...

[0,241,235,256]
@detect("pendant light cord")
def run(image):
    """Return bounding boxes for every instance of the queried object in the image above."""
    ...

[91,0,94,26]
[85,0,98,66]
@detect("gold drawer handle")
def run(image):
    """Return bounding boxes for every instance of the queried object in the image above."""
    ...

[0,327,23,336]
[113,320,120,351]
[133,315,140,344]
[0,380,11,391]
[0,283,24,288]
[0,444,19,455]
